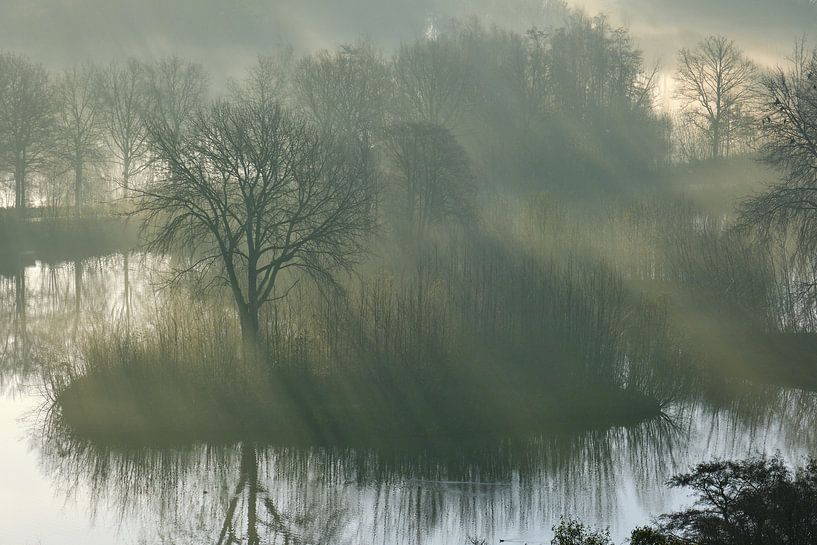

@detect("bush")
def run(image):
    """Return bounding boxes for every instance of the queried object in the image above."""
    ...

[551,516,612,545]
[628,526,679,545]
[655,454,817,545]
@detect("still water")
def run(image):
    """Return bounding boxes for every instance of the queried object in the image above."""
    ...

[1,255,815,545]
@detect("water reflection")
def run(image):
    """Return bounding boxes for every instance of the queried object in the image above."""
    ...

[2,255,817,544]
[40,413,684,543]
[37,392,817,544]
[0,253,163,390]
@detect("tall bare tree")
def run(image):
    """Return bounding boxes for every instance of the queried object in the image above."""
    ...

[142,56,207,148]
[235,49,295,110]
[53,64,104,214]
[294,41,391,142]
[133,98,375,343]
[97,59,151,194]
[385,122,474,232]
[676,35,757,159]
[0,52,54,210]
[392,36,474,128]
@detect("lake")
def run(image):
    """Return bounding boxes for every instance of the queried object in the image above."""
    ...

[1,254,816,545]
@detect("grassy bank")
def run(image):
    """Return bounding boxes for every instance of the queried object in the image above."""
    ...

[0,209,137,270]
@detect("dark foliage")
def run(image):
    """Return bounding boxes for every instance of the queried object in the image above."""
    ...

[653,454,817,545]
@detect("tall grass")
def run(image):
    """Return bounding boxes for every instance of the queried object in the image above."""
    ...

[49,193,817,442]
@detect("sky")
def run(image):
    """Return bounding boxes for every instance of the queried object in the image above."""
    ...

[1,0,816,87]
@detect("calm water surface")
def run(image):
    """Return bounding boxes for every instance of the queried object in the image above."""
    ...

[1,255,815,544]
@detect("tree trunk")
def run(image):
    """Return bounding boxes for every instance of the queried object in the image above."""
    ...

[74,159,83,217]
[73,259,83,335]
[239,303,261,353]
[241,259,262,353]
[14,267,27,350]
[712,119,721,159]
[14,154,25,211]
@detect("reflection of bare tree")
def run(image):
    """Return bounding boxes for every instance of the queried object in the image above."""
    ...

[20,255,817,544]
[1,255,151,391]
[14,265,27,360]
[36,397,692,544]
[214,443,348,545]
[38,408,352,545]
[72,259,82,336]
[2,265,36,388]
[123,252,131,332]
[0,266,30,390]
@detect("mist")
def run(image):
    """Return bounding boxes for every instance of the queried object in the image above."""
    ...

[2,1,817,544]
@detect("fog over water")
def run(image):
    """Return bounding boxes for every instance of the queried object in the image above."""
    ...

[3,0,817,543]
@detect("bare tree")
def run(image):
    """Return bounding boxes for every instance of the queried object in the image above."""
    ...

[385,122,475,233]
[142,56,207,148]
[235,49,295,110]
[294,41,391,143]
[0,52,54,211]
[53,64,105,214]
[97,59,151,194]
[293,42,387,221]
[740,47,817,273]
[676,35,757,159]
[133,98,375,343]
[392,36,474,128]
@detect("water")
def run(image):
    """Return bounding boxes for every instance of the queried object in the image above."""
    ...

[1,255,816,545]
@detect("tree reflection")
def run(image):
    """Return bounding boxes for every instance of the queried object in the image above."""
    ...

[9,255,817,544]
[37,399,695,544]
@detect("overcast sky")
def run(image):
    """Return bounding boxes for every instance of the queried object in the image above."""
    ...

[1,0,816,86]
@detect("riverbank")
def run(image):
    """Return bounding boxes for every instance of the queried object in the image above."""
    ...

[0,209,137,271]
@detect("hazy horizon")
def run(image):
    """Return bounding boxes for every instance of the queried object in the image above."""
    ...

[3,0,814,87]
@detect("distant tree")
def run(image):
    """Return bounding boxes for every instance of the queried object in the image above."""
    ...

[236,49,295,110]
[0,52,54,210]
[39,161,72,215]
[133,98,375,343]
[392,36,474,128]
[294,41,390,142]
[53,64,105,214]
[142,56,207,149]
[522,27,551,123]
[97,59,151,194]
[385,122,475,233]
[672,111,713,163]
[676,35,757,159]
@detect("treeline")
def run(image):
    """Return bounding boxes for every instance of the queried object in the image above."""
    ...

[0,7,679,216]
[0,54,206,212]
[2,4,803,218]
